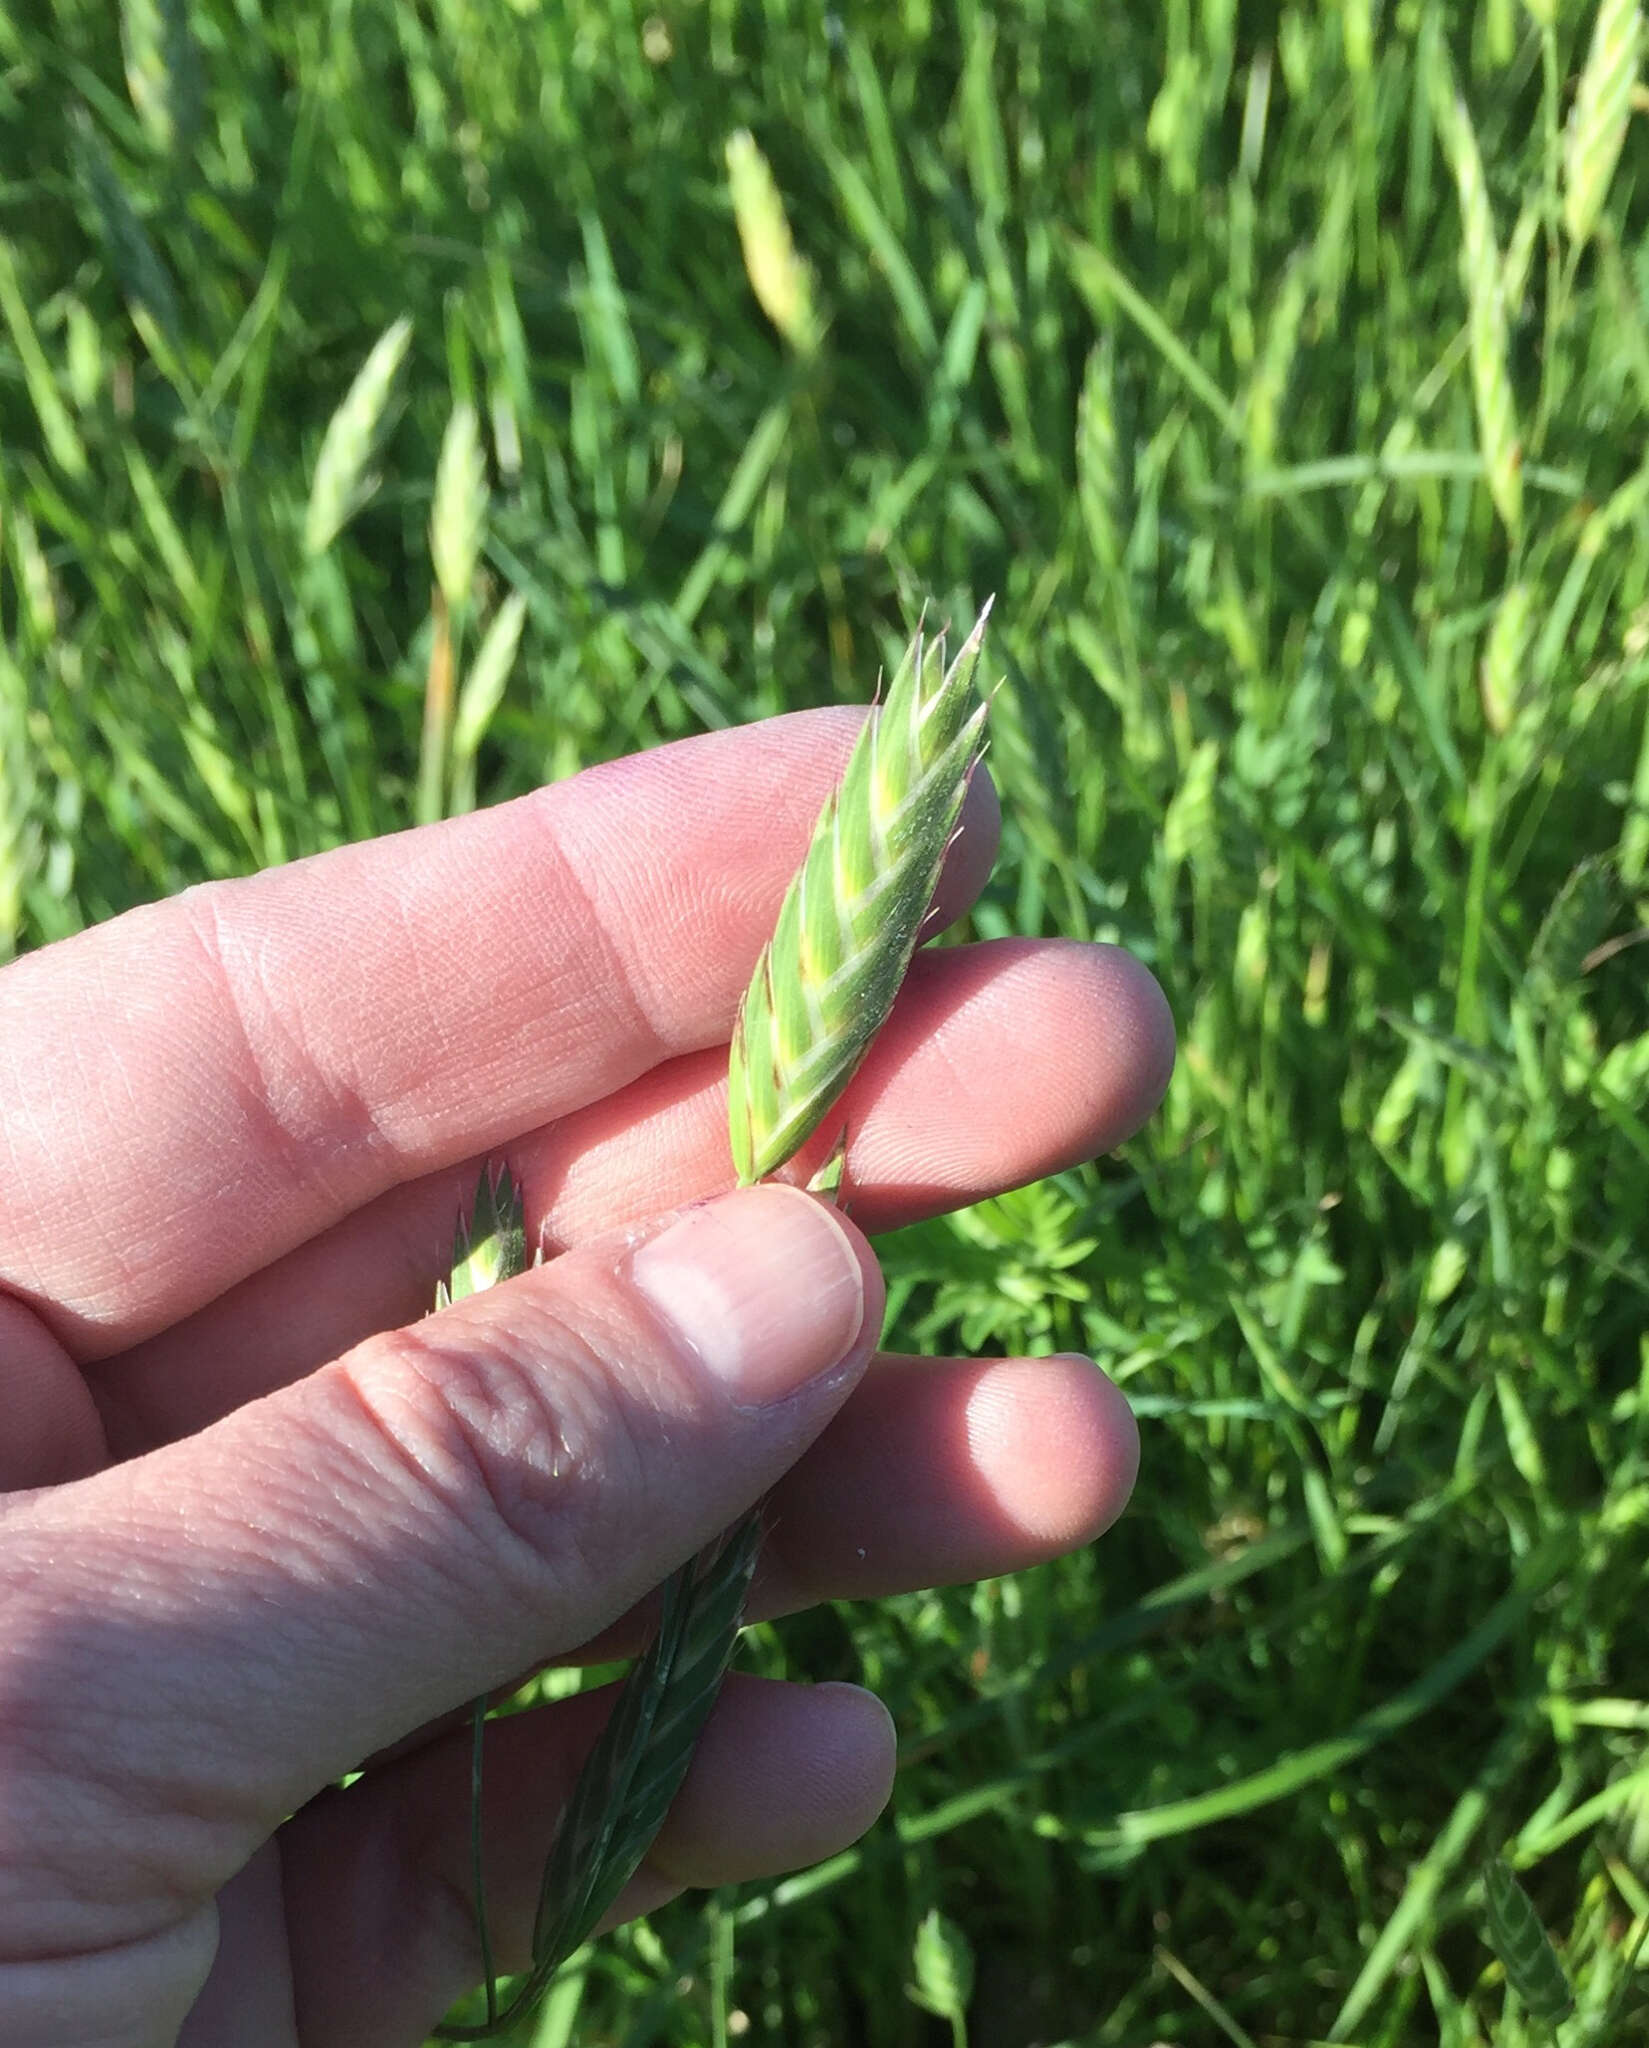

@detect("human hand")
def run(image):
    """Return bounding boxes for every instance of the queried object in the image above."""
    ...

[0,708,1173,2047]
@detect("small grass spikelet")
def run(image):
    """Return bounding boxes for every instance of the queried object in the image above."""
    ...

[1564,0,1642,251]
[724,129,820,355]
[729,603,992,1185]
[431,400,490,616]
[303,314,414,557]
[435,1161,531,1307]
[1440,89,1522,535]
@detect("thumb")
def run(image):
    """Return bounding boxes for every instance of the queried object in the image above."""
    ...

[0,1184,879,1959]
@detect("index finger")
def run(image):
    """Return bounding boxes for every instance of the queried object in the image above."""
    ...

[0,710,998,1356]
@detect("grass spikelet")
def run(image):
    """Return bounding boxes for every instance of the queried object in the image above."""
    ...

[1481,1858,1575,2021]
[1564,0,1643,251]
[451,590,530,811]
[435,1162,531,1307]
[1076,345,1122,574]
[119,0,202,158]
[725,130,821,356]
[728,604,992,1185]
[434,1517,764,2042]
[431,401,490,616]
[303,314,414,558]
[526,1518,764,1968]
[909,1908,976,2030]
[1479,580,1533,737]
[1440,90,1521,535]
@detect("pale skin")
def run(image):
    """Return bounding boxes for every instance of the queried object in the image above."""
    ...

[0,706,1174,2047]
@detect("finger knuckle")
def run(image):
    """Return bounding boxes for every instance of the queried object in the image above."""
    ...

[335,1301,651,1613]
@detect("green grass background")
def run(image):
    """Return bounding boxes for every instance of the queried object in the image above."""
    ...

[5,0,1649,2041]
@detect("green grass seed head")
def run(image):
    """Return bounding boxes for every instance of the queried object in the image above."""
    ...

[431,400,490,615]
[1564,0,1643,250]
[436,1162,530,1306]
[303,314,415,558]
[727,603,992,1187]
[725,129,820,356]
[1443,91,1522,535]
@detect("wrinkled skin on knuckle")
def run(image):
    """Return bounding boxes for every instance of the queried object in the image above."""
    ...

[332,1290,660,1630]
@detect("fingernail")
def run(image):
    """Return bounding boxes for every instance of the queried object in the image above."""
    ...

[630,1184,867,1407]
